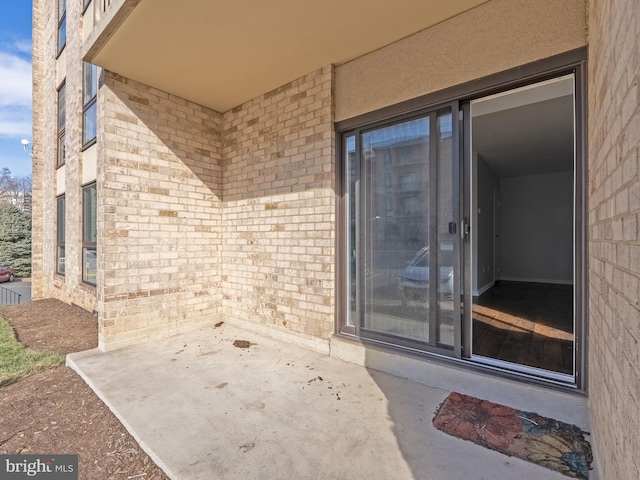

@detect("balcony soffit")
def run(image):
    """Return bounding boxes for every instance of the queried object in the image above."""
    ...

[89,0,490,113]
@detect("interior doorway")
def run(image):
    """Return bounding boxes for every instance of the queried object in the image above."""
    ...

[467,75,576,381]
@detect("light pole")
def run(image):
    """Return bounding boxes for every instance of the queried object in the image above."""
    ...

[20,139,33,158]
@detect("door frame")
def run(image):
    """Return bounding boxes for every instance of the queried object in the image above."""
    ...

[336,47,587,392]
[462,73,580,384]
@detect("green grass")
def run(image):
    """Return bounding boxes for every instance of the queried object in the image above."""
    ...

[0,316,64,386]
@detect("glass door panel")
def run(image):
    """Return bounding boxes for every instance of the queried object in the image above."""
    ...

[361,117,431,343]
[354,107,459,352]
[345,135,357,327]
[436,111,456,348]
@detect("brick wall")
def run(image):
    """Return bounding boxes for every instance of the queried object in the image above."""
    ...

[31,0,45,300]
[32,0,97,311]
[97,72,224,349]
[588,0,640,478]
[221,66,335,343]
[34,19,335,349]
[61,0,96,310]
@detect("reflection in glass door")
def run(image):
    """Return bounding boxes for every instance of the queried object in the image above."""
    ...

[345,107,459,353]
[362,116,431,343]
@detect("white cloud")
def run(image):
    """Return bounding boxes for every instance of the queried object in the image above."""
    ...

[0,41,32,138]
[12,40,32,56]
[0,51,32,107]
[0,119,31,137]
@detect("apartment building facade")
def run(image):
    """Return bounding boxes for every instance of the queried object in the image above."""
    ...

[32,0,639,477]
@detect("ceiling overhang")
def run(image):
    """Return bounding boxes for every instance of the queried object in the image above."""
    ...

[85,0,489,113]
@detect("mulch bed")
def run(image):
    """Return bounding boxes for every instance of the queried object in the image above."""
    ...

[0,299,169,479]
[432,392,593,479]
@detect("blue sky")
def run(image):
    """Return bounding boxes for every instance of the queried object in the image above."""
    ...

[0,1,33,177]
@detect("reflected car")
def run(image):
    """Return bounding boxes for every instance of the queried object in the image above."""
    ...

[0,265,15,283]
[84,249,97,283]
[397,245,454,302]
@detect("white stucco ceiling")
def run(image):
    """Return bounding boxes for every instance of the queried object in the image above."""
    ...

[88,0,490,112]
[472,76,576,177]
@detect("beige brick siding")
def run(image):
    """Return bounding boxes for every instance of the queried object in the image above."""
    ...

[34,18,335,348]
[32,0,97,311]
[222,67,334,201]
[92,66,335,348]
[221,66,335,340]
[60,0,96,310]
[588,0,640,478]
[97,72,224,349]
[31,0,45,300]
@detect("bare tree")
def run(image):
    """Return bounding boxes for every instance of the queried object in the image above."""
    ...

[0,168,32,215]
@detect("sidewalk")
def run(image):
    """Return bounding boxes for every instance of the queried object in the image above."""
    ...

[68,322,590,480]
[0,278,31,305]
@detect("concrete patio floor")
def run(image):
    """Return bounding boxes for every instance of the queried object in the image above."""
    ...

[67,322,594,480]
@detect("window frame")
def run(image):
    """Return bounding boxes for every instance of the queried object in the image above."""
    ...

[57,82,66,168]
[57,0,66,56]
[82,183,97,285]
[82,63,99,149]
[56,195,66,276]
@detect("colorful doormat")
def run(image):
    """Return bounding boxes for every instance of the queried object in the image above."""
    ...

[432,392,593,479]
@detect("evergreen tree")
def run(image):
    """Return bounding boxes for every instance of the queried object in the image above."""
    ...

[0,203,31,277]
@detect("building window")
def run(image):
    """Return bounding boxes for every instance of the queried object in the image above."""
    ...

[83,63,98,147]
[83,0,92,14]
[57,0,66,55]
[82,183,97,285]
[56,195,65,275]
[57,83,66,167]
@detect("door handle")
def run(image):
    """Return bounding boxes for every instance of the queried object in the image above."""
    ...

[463,218,470,241]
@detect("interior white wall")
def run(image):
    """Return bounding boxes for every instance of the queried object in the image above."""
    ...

[499,171,573,284]
[472,154,499,295]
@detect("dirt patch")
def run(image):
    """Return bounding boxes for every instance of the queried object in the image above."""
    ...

[0,299,169,479]
[232,340,255,349]
[1,299,98,355]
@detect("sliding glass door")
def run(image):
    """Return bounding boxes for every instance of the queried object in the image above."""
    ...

[344,106,461,355]
[338,58,584,387]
